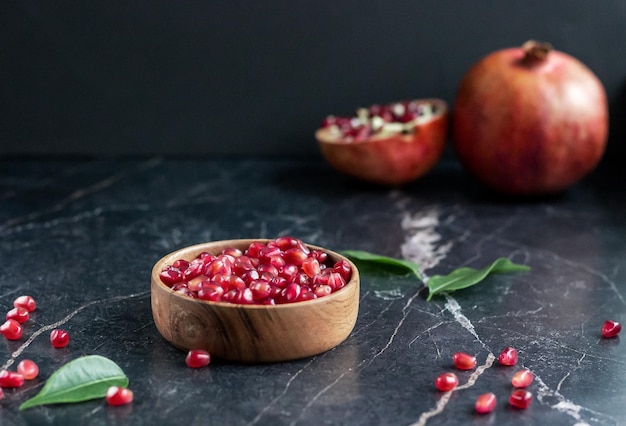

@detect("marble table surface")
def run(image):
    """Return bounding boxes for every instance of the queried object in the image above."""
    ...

[0,156,624,426]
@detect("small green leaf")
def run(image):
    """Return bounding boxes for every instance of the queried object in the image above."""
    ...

[341,250,423,280]
[426,258,530,301]
[20,355,128,410]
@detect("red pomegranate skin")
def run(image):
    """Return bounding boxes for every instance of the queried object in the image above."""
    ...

[453,43,608,195]
[317,100,448,186]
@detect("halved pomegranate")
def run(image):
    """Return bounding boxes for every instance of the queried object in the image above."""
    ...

[315,99,448,185]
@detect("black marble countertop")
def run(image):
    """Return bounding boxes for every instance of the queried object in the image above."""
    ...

[0,156,624,426]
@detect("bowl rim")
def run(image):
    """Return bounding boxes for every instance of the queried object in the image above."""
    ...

[151,238,360,310]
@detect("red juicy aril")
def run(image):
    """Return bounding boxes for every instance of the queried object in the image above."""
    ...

[315,99,448,185]
[159,237,352,305]
[453,41,608,195]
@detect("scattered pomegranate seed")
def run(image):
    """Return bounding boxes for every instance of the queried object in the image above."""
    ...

[1,319,23,340]
[50,329,70,348]
[185,349,211,368]
[0,387,3,400]
[453,352,477,370]
[13,295,37,312]
[0,370,25,388]
[601,320,622,338]
[434,372,458,392]
[509,389,533,409]
[6,306,30,324]
[17,359,39,380]
[511,369,534,388]
[498,346,518,366]
[475,392,497,414]
[159,237,352,305]
[105,386,134,406]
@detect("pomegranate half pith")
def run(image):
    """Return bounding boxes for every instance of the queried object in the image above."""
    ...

[453,41,608,195]
[316,98,448,185]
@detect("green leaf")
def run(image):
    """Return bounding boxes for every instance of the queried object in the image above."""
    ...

[426,258,530,301]
[20,355,128,410]
[341,250,423,281]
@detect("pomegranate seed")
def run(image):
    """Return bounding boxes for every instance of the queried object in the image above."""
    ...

[275,236,298,250]
[244,241,265,258]
[17,359,39,380]
[1,319,23,340]
[284,248,308,266]
[259,246,282,263]
[257,263,279,277]
[302,257,321,278]
[197,283,224,302]
[187,277,206,292]
[227,276,246,291]
[222,288,254,304]
[6,307,29,324]
[498,346,518,366]
[241,269,260,284]
[14,295,37,312]
[204,258,232,278]
[0,388,3,400]
[509,389,533,409]
[268,255,286,269]
[314,284,333,298]
[333,260,351,281]
[198,252,215,261]
[278,264,299,282]
[326,272,345,290]
[281,283,302,303]
[297,290,316,301]
[311,249,328,263]
[452,352,477,370]
[172,259,190,270]
[434,372,458,391]
[106,386,134,406]
[159,267,183,287]
[511,369,534,388]
[601,320,622,338]
[0,370,24,388]
[475,392,497,414]
[185,349,211,368]
[50,329,70,348]
[249,280,272,300]
[233,256,255,274]
[222,247,242,258]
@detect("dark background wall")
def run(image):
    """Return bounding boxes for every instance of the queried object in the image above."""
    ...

[2,1,625,158]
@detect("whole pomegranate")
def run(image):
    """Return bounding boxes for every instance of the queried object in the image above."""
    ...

[316,99,448,185]
[453,41,608,195]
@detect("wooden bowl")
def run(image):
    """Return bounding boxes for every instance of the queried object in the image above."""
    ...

[151,239,360,363]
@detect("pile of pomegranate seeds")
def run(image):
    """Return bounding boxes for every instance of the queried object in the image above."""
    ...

[601,319,621,338]
[432,346,538,414]
[159,237,352,305]
[1,295,37,341]
[321,100,437,141]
